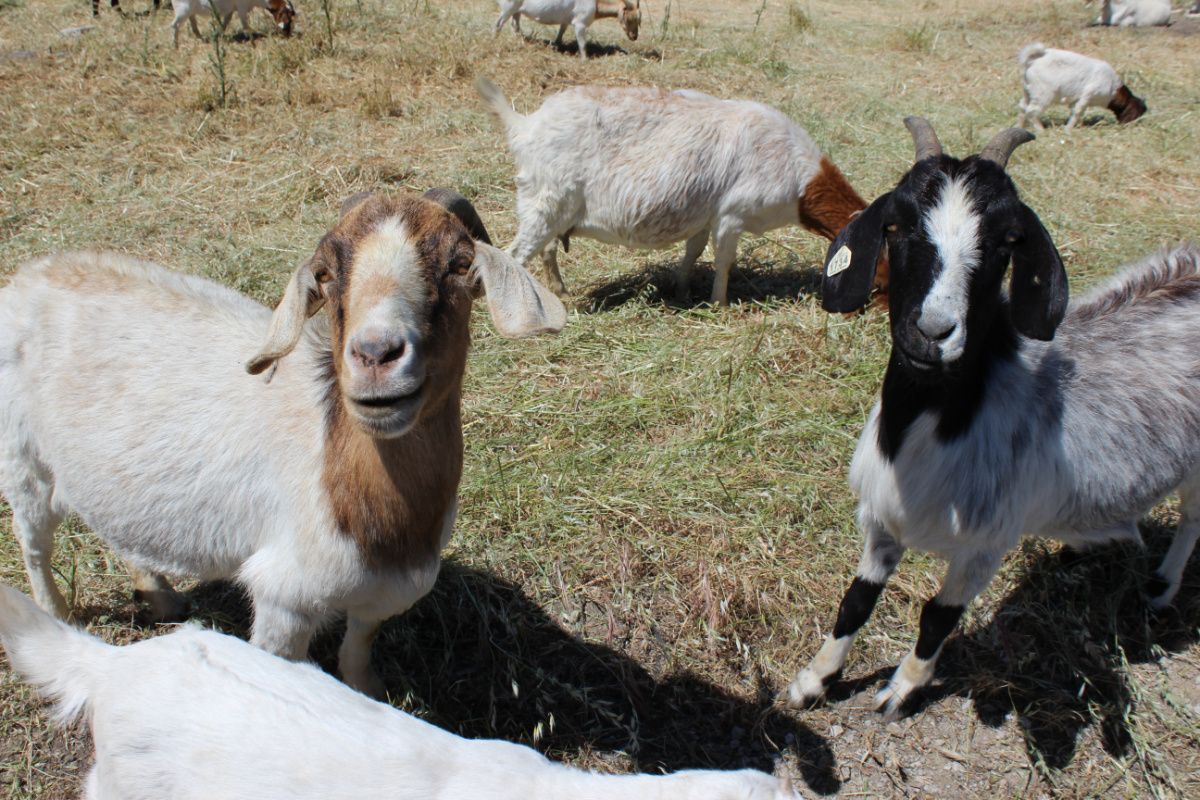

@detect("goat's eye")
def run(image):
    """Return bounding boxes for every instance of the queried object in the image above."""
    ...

[885,223,899,234]
[450,258,472,276]
[314,267,332,284]
[1005,230,1021,245]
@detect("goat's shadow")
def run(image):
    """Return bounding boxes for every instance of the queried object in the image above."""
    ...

[827,523,1200,770]
[182,563,839,795]
[579,261,823,313]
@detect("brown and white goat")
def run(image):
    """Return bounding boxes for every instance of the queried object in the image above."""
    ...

[477,78,887,307]
[495,0,641,60]
[171,0,295,48]
[0,190,565,697]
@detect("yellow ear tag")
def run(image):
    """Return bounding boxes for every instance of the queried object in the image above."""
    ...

[826,246,852,277]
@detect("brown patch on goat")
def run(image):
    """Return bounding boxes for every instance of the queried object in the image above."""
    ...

[313,195,476,570]
[799,157,890,296]
[1108,86,1147,125]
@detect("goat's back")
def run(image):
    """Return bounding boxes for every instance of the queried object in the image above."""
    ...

[0,251,330,578]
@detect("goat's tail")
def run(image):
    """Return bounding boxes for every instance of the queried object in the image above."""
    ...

[0,583,108,724]
[1017,42,1047,69]
[474,76,526,136]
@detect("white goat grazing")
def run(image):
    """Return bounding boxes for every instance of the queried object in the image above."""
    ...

[0,583,797,800]
[495,0,640,60]
[1017,43,1147,131]
[476,78,882,307]
[0,190,565,697]
[1097,0,1171,26]
[171,0,295,48]
[789,118,1200,718]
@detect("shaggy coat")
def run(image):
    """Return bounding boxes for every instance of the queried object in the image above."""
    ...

[495,0,640,60]
[477,78,879,306]
[0,583,796,800]
[789,118,1200,718]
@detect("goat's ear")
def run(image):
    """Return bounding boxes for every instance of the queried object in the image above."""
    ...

[1009,203,1068,341]
[820,192,890,313]
[469,243,567,338]
[246,258,328,375]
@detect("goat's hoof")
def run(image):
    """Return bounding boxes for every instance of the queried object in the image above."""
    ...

[873,681,916,722]
[785,670,829,710]
[344,670,387,701]
[133,588,191,623]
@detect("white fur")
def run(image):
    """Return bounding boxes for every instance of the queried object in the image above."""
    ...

[171,0,294,48]
[476,78,853,306]
[495,0,640,61]
[1097,0,1171,26]
[917,177,980,361]
[0,221,564,697]
[1016,43,1135,131]
[0,583,795,800]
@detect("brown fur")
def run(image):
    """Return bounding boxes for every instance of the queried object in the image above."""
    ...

[799,157,890,297]
[1107,85,1147,125]
[311,195,477,570]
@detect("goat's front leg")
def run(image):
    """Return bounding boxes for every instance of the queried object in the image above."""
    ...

[1148,480,1200,609]
[708,221,745,306]
[236,7,252,35]
[539,242,568,299]
[1064,95,1093,130]
[189,15,202,39]
[553,22,568,47]
[788,521,904,708]
[250,599,320,662]
[874,548,1002,719]
[574,22,589,60]
[494,1,517,35]
[338,613,387,700]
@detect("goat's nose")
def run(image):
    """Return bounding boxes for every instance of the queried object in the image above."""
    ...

[916,311,957,342]
[351,335,406,368]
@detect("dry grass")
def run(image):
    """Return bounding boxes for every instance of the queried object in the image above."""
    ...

[2,1,1200,798]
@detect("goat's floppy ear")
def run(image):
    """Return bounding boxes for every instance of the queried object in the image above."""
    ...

[820,192,890,313]
[1008,203,1068,341]
[246,258,328,375]
[469,243,566,338]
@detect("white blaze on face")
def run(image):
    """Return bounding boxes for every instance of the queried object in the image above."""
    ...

[345,217,428,355]
[918,176,980,362]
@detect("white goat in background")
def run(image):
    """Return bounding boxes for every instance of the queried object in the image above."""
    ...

[495,0,640,60]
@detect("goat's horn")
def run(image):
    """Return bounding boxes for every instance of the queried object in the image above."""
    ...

[422,187,494,245]
[904,116,943,163]
[978,128,1035,170]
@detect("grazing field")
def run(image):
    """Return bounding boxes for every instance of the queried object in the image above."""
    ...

[2,0,1199,797]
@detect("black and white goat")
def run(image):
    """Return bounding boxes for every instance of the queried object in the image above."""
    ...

[788,118,1200,717]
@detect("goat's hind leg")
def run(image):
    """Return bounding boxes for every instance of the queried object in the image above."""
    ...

[674,228,709,302]
[338,612,387,700]
[3,464,69,618]
[1147,479,1200,610]
[787,521,904,708]
[874,547,1003,719]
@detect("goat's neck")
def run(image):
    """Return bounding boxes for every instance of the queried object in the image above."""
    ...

[321,379,463,571]
[797,157,868,241]
[594,0,629,19]
[877,313,1020,461]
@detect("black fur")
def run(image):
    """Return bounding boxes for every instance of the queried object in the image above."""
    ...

[831,577,887,639]
[913,598,964,660]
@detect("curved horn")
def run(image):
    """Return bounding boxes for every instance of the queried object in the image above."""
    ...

[904,116,943,163]
[421,187,493,245]
[978,128,1035,170]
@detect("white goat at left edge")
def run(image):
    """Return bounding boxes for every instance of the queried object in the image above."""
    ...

[0,189,565,698]
[0,583,798,800]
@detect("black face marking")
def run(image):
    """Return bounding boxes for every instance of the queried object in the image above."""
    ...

[913,598,964,660]
[832,576,888,639]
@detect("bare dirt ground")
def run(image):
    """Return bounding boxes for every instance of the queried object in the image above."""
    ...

[1,0,1199,798]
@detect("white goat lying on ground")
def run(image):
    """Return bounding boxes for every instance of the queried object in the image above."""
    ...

[495,0,640,60]
[0,190,564,698]
[1096,0,1171,26]
[476,77,883,307]
[1017,43,1147,130]
[0,583,796,800]
[171,0,295,48]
